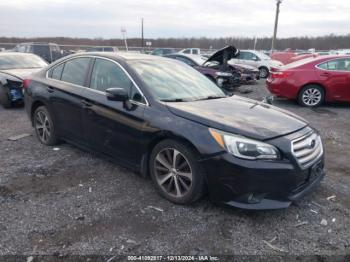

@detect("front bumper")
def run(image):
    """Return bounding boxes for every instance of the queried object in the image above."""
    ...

[200,128,325,210]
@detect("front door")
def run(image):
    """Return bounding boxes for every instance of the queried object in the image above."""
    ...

[82,58,147,167]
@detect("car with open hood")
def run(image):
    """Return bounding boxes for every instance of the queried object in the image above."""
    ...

[164,53,241,90]
[0,52,48,108]
[24,52,325,210]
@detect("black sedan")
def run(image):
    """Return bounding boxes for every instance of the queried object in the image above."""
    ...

[24,52,325,209]
[0,52,48,108]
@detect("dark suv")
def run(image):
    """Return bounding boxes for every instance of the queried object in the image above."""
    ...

[13,42,64,63]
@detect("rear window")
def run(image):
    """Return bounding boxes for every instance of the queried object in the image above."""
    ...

[50,63,64,80]
[61,58,91,86]
[282,57,318,69]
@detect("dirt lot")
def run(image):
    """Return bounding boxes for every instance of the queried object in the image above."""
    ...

[0,80,349,260]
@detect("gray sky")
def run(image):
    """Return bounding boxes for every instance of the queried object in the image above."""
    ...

[1,0,349,38]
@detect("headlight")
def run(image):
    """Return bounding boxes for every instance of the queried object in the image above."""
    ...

[216,77,225,87]
[215,71,232,77]
[209,128,280,160]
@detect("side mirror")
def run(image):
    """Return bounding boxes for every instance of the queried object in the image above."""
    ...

[252,56,259,61]
[106,87,129,101]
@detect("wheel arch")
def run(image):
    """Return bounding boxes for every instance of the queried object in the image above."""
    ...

[30,99,48,125]
[140,131,201,178]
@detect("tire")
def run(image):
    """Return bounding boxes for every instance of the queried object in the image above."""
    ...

[33,106,59,146]
[149,139,205,204]
[298,85,324,107]
[259,67,269,78]
[0,84,12,108]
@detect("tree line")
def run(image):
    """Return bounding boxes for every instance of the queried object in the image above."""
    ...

[0,34,349,50]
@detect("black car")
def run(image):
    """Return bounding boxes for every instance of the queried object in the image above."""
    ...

[13,42,64,63]
[0,52,48,108]
[24,52,325,210]
[151,48,177,56]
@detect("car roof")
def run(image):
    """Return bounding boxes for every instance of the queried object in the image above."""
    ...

[0,52,42,57]
[63,52,167,62]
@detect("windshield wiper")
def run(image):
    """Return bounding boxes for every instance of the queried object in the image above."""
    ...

[160,98,189,102]
[194,95,227,101]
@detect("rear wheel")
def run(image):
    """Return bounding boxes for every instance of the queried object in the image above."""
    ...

[0,85,11,108]
[149,139,205,204]
[298,85,324,107]
[259,67,269,78]
[33,106,59,145]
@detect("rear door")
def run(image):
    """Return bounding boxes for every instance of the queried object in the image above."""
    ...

[47,57,92,144]
[316,58,350,101]
[82,57,147,167]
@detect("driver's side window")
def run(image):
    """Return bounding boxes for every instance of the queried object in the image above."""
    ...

[90,58,145,103]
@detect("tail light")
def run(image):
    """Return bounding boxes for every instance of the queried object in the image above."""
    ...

[271,71,293,79]
[22,78,32,89]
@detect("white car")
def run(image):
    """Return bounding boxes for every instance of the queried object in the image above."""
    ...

[229,50,283,78]
[179,48,201,55]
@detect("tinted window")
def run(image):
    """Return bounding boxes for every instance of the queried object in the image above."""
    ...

[183,49,190,54]
[61,57,91,86]
[192,49,199,55]
[90,58,133,93]
[103,47,114,52]
[51,63,64,80]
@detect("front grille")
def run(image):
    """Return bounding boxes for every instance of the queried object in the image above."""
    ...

[291,132,323,169]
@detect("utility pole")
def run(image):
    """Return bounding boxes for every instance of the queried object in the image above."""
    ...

[141,18,144,52]
[271,0,282,52]
[121,27,128,51]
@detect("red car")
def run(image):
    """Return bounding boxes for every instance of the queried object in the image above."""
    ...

[266,55,350,106]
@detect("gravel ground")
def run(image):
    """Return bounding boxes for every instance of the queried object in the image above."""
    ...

[0,80,349,260]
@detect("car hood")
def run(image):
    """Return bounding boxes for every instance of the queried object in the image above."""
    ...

[204,45,239,65]
[166,96,308,140]
[0,68,42,80]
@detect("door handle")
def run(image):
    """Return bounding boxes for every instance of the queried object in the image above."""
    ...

[320,72,331,77]
[81,99,93,107]
[47,86,54,93]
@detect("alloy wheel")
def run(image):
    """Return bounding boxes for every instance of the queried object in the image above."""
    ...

[34,110,51,143]
[154,148,193,198]
[259,68,268,78]
[302,88,322,106]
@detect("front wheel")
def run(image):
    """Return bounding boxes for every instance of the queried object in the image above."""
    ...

[149,139,205,204]
[33,106,59,145]
[298,85,324,107]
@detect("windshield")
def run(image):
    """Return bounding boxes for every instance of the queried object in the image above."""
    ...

[129,59,225,101]
[0,54,48,70]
